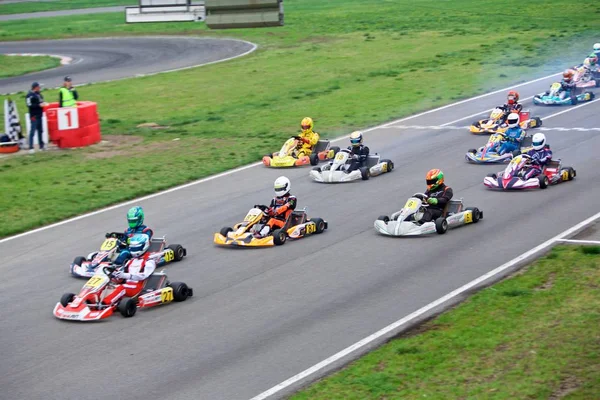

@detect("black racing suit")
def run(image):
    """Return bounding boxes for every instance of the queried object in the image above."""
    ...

[346,144,369,172]
[421,184,453,222]
[559,80,577,99]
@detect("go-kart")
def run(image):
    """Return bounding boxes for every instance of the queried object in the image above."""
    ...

[573,66,600,88]
[374,194,482,236]
[533,82,595,106]
[54,265,193,321]
[70,232,186,278]
[262,137,339,168]
[483,154,576,190]
[469,108,542,135]
[214,205,327,247]
[465,133,533,164]
[309,148,394,183]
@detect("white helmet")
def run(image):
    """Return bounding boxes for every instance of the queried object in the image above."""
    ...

[507,113,520,128]
[274,176,291,197]
[349,131,363,147]
[532,133,546,151]
[128,234,150,258]
[594,43,600,51]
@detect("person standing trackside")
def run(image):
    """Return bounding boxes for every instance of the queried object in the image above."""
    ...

[26,82,48,153]
[59,76,78,107]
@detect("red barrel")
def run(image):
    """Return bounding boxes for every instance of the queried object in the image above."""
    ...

[43,101,101,148]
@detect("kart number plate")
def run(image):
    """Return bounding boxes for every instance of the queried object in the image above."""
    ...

[161,287,174,303]
[404,199,418,209]
[164,249,175,262]
[335,152,345,161]
[305,222,317,235]
[464,211,473,224]
[85,276,104,288]
[562,170,569,181]
[550,83,561,91]
[100,238,117,251]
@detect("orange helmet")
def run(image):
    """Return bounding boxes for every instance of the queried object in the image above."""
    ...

[426,169,444,191]
[563,69,574,82]
[300,117,314,133]
[507,90,519,105]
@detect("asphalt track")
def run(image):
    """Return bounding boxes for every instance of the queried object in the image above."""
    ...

[0,37,256,94]
[0,74,599,400]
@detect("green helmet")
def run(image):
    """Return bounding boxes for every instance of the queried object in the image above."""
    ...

[127,206,144,229]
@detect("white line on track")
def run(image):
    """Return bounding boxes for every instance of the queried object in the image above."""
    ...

[390,125,600,132]
[0,71,563,244]
[249,210,600,400]
[538,97,600,120]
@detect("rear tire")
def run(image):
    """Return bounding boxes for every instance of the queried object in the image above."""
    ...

[465,207,481,223]
[220,227,233,237]
[169,282,191,302]
[360,166,370,180]
[534,117,542,127]
[118,297,137,318]
[538,175,549,189]
[330,146,340,156]
[378,215,390,223]
[272,229,287,245]
[435,218,448,234]
[309,153,319,166]
[567,167,576,180]
[381,159,394,172]
[310,218,326,234]
[167,244,185,261]
[60,293,75,307]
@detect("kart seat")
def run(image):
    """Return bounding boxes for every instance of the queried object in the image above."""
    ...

[444,200,463,216]
[143,274,166,292]
[314,140,330,153]
[521,136,533,147]
[148,238,164,253]
[365,155,381,168]
[289,211,306,227]
[546,159,560,168]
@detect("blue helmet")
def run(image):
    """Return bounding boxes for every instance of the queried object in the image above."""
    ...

[128,234,150,257]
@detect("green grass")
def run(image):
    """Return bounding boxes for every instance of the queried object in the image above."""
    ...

[292,246,600,399]
[0,54,60,78]
[1,0,599,237]
[0,0,132,15]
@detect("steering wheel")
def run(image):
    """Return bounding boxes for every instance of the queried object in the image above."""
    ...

[412,193,428,200]
[102,264,117,277]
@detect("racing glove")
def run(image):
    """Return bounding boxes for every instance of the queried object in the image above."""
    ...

[427,197,438,205]
[114,270,131,280]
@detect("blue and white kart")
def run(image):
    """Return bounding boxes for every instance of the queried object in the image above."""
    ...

[533,82,595,106]
[70,232,186,278]
[465,133,533,164]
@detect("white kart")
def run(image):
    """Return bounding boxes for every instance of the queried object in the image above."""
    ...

[309,148,393,183]
[374,193,483,236]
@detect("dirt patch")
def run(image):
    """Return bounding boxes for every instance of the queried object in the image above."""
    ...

[136,122,170,129]
[549,376,581,399]
[535,272,556,291]
[374,361,387,372]
[84,135,143,160]
[495,343,510,352]
[396,322,450,339]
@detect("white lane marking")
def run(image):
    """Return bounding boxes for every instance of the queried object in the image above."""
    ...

[538,97,600,121]
[0,71,565,243]
[389,125,600,132]
[437,94,536,127]
[249,210,600,400]
[556,239,600,245]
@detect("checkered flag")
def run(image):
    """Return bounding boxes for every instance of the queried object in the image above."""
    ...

[4,99,24,147]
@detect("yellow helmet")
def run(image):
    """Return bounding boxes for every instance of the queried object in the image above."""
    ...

[301,117,314,133]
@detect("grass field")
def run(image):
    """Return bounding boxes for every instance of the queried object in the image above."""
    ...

[0,0,132,15]
[292,245,600,400]
[0,54,60,78]
[0,0,599,237]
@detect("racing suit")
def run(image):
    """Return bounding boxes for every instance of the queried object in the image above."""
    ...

[102,254,156,304]
[496,127,525,155]
[498,103,523,124]
[559,80,577,100]
[522,146,552,180]
[266,194,297,230]
[420,184,453,223]
[347,144,370,172]
[296,130,320,157]
[114,225,154,265]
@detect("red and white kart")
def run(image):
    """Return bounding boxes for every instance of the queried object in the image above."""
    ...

[483,154,576,190]
[54,265,192,321]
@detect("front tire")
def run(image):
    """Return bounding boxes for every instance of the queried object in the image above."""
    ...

[118,297,137,318]
[60,293,75,307]
[272,229,287,245]
[220,227,233,237]
[538,175,549,189]
[73,256,86,266]
[360,166,370,180]
[169,282,191,302]
[378,215,390,223]
[435,217,448,234]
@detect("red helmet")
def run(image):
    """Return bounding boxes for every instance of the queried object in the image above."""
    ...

[507,90,519,105]
[563,69,574,82]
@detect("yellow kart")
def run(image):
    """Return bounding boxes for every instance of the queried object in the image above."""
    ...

[262,137,339,168]
[470,109,542,134]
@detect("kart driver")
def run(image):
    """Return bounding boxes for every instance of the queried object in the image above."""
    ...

[113,206,154,265]
[593,43,600,60]
[102,234,156,305]
[583,55,599,74]
[522,133,552,180]
[498,90,522,123]
[418,169,453,223]
[296,117,320,157]
[254,176,297,238]
[346,131,370,172]
[559,69,577,99]
[495,113,525,155]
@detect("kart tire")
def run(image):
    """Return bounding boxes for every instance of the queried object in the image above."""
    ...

[511,149,521,157]
[312,166,322,173]
[466,207,481,223]
[220,227,233,237]
[570,94,578,105]
[167,244,186,261]
[381,159,394,172]
[73,256,86,266]
[487,173,497,179]
[360,166,370,180]
[60,293,75,307]
[330,146,340,156]
[467,148,477,154]
[378,215,390,223]
[538,175,549,189]
[309,153,319,166]
[310,218,326,234]
[435,217,448,234]
[589,92,596,100]
[566,167,576,180]
[169,282,191,302]
[272,229,287,246]
[534,117,542,127]
[118,297,137,318]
